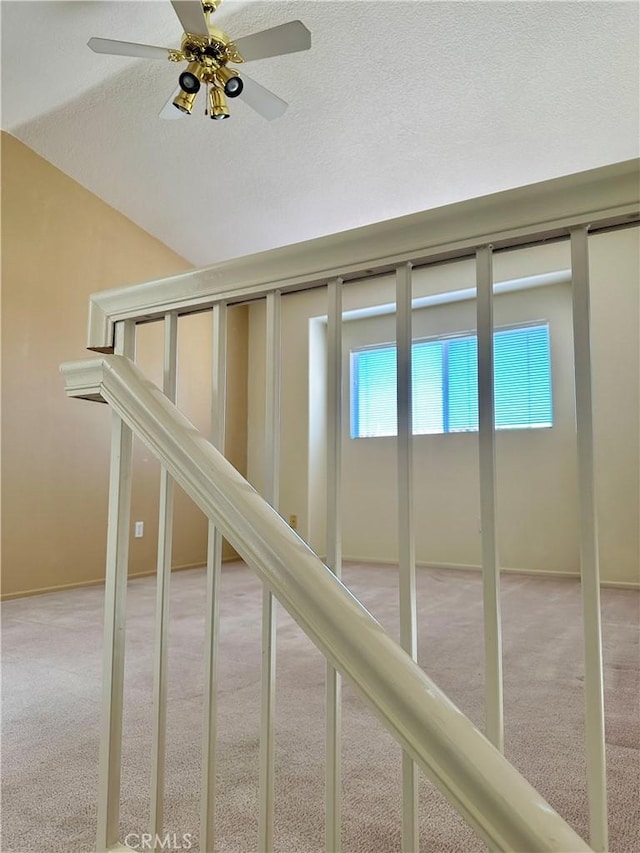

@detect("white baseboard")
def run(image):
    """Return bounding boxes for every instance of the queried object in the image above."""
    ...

[598,579,640,590]
[340,556,639,589]
[4,556,636,601]
[0,560,207,601]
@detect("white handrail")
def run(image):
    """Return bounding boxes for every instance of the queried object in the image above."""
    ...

[61,354,592,853]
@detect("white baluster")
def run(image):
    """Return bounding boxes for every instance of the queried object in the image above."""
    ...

[96,319,136,853]
[259,291,281,852]
[476,245,504,752]
[200,303,228,853]
[150,312,178,846]
[325,278,343,853]
[396,262,419,852]
[570,227,608,852]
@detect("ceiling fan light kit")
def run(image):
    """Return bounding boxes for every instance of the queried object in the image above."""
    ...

[87,0,311,122]
[173,89,198,114]
[178,62,204,94]
[216,65,243,98]
[208,86,230,120]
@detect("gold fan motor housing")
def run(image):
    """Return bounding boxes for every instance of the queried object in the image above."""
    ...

[172,27,243,66]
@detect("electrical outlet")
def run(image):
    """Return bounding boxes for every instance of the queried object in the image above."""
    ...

[134,521,144,538]
[289,514,298,530]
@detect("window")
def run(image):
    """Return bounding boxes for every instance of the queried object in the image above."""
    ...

[350,324,553,438]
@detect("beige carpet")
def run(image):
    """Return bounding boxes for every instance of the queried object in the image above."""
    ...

[2,563,639,853]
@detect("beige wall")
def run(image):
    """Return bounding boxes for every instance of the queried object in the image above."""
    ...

[339,282,579,575]
[589,228,640,585]
[129,307,248,574]
[1,133,248,597]
[247,231,639,586]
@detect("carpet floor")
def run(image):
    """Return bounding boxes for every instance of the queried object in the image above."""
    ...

[2,562,639,853]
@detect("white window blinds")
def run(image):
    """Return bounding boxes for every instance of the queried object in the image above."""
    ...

[351,324,553,438]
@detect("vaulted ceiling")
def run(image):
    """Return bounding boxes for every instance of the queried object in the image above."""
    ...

[2,1,639,267]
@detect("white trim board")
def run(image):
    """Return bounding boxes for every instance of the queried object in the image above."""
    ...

[339,270,571,322]
[86,160,639,351]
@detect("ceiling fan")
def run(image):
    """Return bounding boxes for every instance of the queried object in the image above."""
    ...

[88,0,311,121]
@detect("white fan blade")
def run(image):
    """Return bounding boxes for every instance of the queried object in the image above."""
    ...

[234,20,311,63]
[238,72,288,121]
[160,88,188,120]
[171,1,209,35]
[88,37,173,60]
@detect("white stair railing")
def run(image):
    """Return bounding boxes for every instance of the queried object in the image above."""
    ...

[63,162,638,852]
[62,353,592,853]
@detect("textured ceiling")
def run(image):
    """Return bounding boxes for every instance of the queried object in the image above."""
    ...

[2,1,639,267]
